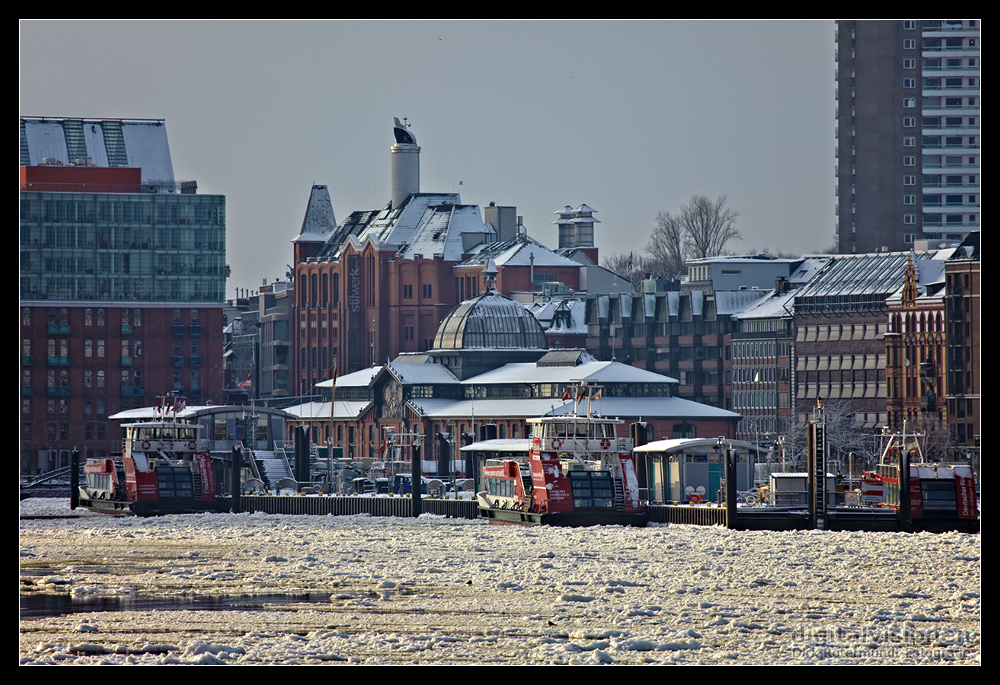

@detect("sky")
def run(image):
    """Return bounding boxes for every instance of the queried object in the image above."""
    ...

[20,20,836,297]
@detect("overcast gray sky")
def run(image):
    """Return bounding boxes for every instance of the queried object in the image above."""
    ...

[20,19,836,296]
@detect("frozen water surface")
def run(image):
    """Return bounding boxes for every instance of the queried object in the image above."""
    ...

[20,499,980,665]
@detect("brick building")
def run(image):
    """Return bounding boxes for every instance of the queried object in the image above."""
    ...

[20,117,226,473]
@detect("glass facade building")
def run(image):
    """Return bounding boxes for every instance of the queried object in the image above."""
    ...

[20,191,226,303]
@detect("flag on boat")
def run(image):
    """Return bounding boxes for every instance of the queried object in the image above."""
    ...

[238,370,252,388]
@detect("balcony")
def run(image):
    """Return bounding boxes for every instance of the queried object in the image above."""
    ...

[46,355,71,366]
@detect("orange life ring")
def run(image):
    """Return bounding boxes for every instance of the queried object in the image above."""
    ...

[187,440,196,450]
[141,440,151,451]
[600,438,611,449]
[552,438,563,449]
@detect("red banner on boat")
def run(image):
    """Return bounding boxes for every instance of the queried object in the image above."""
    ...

[954,466,977,519]
[196,452,215,502]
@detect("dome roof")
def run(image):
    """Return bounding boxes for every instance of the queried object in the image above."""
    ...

[433,289,547,351]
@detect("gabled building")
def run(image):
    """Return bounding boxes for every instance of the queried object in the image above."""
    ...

[885,254,949,435]
[291,119,593,390]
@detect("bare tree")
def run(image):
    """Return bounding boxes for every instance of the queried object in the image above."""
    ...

[680,195,741,259]
[645,211,686,280]
[643,195,742,281]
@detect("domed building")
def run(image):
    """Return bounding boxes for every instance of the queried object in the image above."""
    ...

[429,287,549,380]
[288,283,741,466]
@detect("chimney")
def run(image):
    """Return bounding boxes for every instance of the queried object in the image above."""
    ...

[391,117,420,210]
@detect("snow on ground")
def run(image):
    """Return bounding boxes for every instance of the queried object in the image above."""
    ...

[20,498,980,665]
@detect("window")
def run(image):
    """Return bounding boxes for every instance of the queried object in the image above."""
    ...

[903,78,916,89]
[904,176,916,186]
[903,137,916,147]
[903,20,915,30]
[903,156,916,167]
[904,214,916,224]
[903,117,916,128]
[904,195,916,205]
[903,58,916,69]
[903,39,915,49]
[903,97,916,108]
[903,234,915,244]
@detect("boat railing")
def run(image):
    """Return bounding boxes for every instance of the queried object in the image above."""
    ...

[126,437,204,454]
[540,436,632,453]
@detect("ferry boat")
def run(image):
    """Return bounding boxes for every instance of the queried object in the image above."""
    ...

[476,410,648,527]
[78,401,220,516]
[859,428,978,532]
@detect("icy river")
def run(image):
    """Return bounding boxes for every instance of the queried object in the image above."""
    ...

[19,499,980,665]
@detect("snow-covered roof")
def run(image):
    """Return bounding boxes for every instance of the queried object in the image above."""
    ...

[406,394,737,421]
[109,404,293,421]
[311,193,493,264]
[316,366,383,389]
[634,437,770,453]
[733,289,796,320]
[387,362,459,385]
[886,253,950,303]
[459,235,581,269]
[459,438,532,453]
[294,185,338,243]
[795,250,948,305]
[714,289,770,316]
[408,398,572,419]
[283,400,371,420]
[462,360,677,386]
[20,117,174,185]
[433,289,548,351]
[553,397,740,420]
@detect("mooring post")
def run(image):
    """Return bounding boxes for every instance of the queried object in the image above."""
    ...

[231,446,242,514]
[70,448,80,510]
[725,447,737,529]
[411,442,422,518]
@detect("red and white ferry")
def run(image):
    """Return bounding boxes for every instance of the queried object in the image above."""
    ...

[78,399,220,516]
[477,410,648,527]
[859,429,978,532]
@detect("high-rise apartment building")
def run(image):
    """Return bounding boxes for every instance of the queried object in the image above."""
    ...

[835,20,980,253]
[20,117,227,473]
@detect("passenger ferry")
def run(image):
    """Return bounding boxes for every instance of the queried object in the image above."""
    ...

[78,399,220,516]
[477,409,648,527]
[859,428,978,532]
